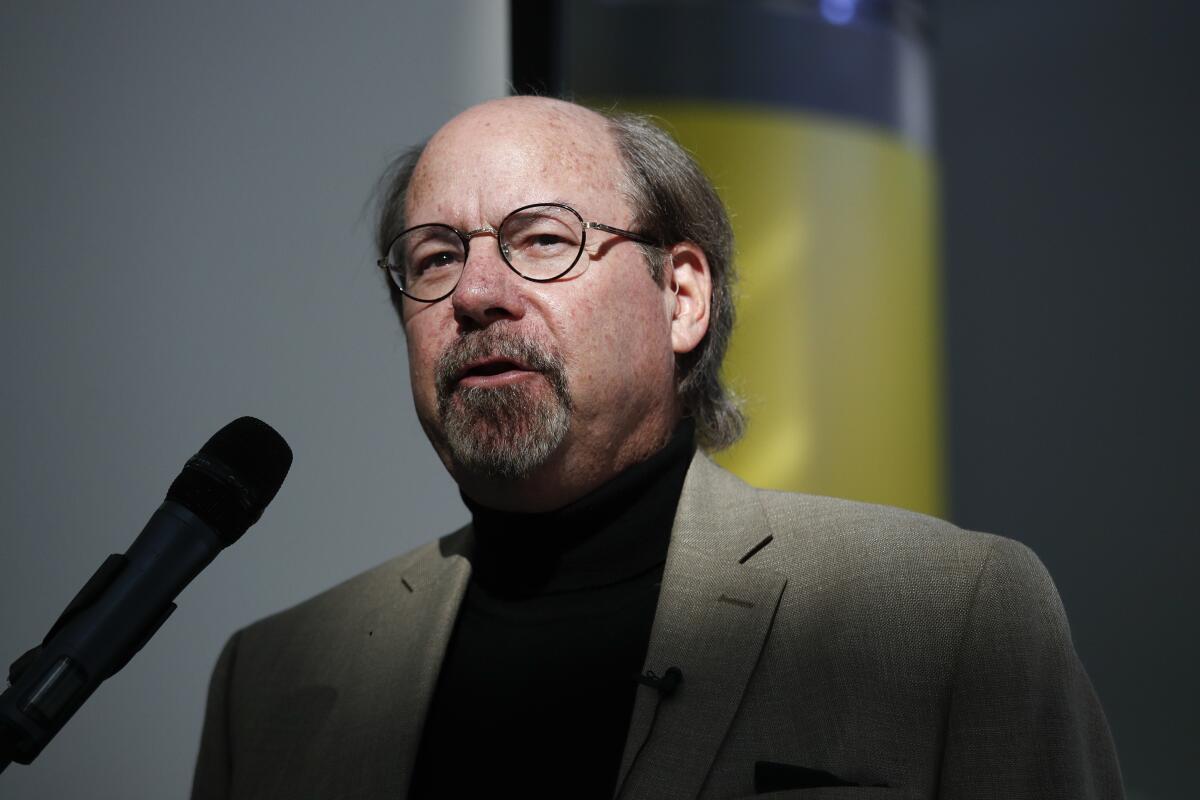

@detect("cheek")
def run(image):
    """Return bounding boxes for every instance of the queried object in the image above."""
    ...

[404,321,447,409]
[556,277,673,400]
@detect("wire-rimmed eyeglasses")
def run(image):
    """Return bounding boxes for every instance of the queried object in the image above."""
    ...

[377,202,658,303]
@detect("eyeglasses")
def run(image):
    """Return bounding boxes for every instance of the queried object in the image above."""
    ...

[377,202,657,303]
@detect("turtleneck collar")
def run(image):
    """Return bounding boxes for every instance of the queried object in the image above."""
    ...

[462,420,696,598]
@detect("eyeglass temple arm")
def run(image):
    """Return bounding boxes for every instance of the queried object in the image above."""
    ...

[583,221,658,246]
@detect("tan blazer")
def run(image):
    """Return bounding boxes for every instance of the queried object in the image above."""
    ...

[192,453,1122,799]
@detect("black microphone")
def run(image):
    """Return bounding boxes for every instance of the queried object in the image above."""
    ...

[0,417,292,773]
[636,666,683,698]
[616,666,686,799]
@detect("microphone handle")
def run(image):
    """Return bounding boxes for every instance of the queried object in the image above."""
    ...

[0,501,223,766]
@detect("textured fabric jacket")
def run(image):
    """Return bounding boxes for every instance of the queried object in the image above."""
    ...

[192,453,1123,799]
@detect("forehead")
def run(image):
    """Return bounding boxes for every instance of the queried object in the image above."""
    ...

[406,100,627,226]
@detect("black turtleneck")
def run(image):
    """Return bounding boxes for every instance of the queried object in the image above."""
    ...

[408,422,696,799]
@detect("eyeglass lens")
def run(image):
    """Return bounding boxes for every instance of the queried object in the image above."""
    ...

[385,204,585,301]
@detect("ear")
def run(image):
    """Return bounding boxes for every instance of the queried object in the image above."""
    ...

[665,241,711,356]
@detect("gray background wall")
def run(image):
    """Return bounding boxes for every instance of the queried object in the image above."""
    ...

[1,1,1195,798]
[1,2,504,797]
[938,3,1199,798]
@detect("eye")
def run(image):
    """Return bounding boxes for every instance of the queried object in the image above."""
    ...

[530,233,567,248]
[396,225,466,279]
[413,249,461,275]
[505,219,579,257]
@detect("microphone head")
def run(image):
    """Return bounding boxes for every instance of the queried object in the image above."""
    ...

[660,667,683,696]
[167,417,293,546]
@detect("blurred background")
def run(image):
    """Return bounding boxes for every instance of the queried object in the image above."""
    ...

[1,1,1195,797]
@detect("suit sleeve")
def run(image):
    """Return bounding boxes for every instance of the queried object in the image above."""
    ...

[191,632,240,800]
[937,536,1123,798]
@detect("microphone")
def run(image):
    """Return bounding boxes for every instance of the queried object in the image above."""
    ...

[0,417,292,773]
[616,666,685,799]
[636,666,683,697]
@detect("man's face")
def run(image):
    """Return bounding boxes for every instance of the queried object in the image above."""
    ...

[401,98,681,510]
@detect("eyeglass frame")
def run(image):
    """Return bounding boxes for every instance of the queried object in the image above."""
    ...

[377,201,660,303]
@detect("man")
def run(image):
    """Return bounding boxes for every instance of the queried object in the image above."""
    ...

[192,97,1122,798]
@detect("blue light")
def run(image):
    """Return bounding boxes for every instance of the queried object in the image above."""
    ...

[820,0,858,26]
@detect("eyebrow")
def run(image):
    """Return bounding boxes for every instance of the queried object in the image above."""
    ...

[413,200,583,230]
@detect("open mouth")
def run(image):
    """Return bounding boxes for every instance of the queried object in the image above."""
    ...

[464,360,523,377]
[455,358,536,387]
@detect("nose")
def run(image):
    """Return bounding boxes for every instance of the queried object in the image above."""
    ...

[450,231,526,332]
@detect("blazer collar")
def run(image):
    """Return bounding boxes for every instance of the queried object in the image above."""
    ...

[332,528,471,800]
[614,451,787,799]
[367,452,782,800]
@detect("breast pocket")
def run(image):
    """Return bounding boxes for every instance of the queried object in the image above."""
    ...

[730,788,914,799]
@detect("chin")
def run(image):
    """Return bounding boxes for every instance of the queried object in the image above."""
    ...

[439,383,571,481]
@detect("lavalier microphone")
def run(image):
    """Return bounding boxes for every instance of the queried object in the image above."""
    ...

[635,666,683,697]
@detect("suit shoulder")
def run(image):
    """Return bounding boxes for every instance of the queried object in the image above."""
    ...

[688,454,1011,582]
[238,525,470,643]
[746,482,1039,592]
[742,484,1071,664]
[756,482,987,547]
[744,483,1069,638]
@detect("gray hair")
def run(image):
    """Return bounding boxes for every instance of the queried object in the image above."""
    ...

[373,110,744,451]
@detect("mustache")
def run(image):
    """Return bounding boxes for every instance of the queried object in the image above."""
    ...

[434,327,569,403]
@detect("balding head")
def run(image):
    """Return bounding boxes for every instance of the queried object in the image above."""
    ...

[378,98,656,291]
[405,97,628,253]
[424,95,611,149]
[374,98,742,509]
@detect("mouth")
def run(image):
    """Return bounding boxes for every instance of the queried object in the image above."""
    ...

[454,357,539,388]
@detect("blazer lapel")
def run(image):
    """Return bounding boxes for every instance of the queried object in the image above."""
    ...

[392,530,473,798]
[312,528,472,800]
[615,455,786,799]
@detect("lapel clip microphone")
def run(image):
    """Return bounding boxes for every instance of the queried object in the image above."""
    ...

[636,666,683,697]
[617,667,685,798]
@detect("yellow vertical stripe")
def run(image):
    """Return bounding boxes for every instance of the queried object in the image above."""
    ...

[622,101,945,516]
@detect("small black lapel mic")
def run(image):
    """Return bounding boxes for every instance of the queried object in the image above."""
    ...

[617,666,686,798]
[636,666,683,697]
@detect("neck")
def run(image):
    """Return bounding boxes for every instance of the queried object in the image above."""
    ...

[454,411,683,513]
[462,419,696,595]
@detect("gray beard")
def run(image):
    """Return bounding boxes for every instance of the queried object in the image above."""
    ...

[435,328,572,480]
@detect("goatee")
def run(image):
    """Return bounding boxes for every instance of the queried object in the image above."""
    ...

[434,327,572,480]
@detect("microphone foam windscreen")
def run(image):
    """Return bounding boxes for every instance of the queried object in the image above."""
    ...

[167,417,293,546]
